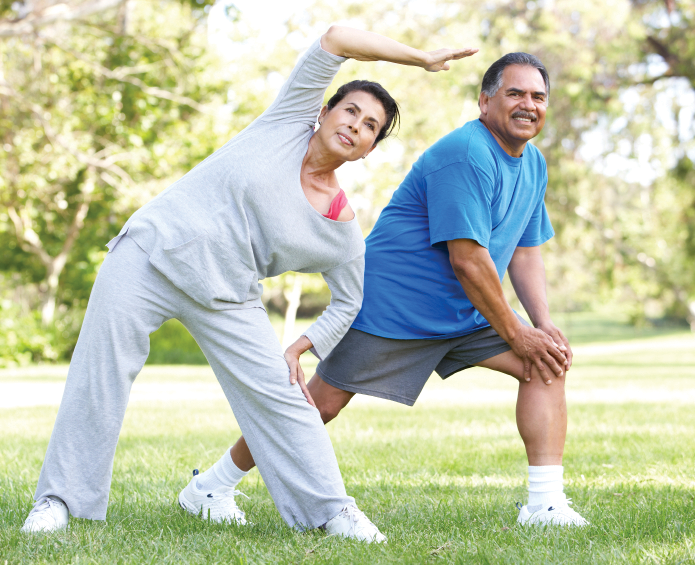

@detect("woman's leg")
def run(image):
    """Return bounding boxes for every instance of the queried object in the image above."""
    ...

[229,374,355,472]
[34,237,178,520]
[181,305,354,530]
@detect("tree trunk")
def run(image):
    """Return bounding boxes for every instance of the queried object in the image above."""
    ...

[282,274,303,349]
[8,197,90,326]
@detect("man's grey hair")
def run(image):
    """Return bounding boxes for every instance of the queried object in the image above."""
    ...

[480,52,550,101]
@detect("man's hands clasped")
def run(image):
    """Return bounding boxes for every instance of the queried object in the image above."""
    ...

[509,322,572,385]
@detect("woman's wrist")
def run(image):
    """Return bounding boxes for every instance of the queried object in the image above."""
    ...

[285,335,313,356]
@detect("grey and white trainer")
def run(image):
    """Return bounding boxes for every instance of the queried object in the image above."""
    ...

[178,469,248,525]
[323,504,387,543]
[21,496,69,533]
[517,497,589,527]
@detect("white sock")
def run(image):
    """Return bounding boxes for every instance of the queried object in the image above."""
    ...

[527,465,564,511]
[195,448,248,491]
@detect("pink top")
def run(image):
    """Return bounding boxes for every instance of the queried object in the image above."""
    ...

[322,189,348,220]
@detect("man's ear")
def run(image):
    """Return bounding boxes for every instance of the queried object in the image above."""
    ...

[478,92,490,115]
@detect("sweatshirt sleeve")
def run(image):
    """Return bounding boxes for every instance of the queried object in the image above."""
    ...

[302,254,365,360]
[258,38,347,127]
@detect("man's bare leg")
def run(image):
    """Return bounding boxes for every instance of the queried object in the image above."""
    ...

[230,374,355,471]
[474,350,588,525]
[476,349,566,465]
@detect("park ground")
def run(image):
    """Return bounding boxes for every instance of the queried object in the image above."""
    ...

[1,312,694,564]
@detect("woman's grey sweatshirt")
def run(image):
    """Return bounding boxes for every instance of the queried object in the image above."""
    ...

[109,40,365,360]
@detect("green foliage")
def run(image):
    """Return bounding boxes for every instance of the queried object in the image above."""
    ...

[147,319,208,365]
[2,0,695,364]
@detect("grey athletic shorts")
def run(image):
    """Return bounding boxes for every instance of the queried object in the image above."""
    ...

[316,314,529,406]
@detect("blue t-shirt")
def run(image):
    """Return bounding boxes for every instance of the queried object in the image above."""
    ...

[352,119,554,340]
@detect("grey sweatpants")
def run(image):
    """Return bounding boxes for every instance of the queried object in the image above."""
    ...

[34,235,353,529]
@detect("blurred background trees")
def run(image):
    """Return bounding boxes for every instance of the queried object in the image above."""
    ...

[1,0,693,366]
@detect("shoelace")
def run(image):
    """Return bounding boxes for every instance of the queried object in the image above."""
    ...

[26,497,62,522]
[213,488,249,518]
[553,497,575,510]
[342,504,377,535]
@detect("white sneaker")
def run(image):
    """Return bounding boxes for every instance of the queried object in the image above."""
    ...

[178,470,248,525]
[323,504,387,543]
[517,497,589,526]
[21,496,69,533]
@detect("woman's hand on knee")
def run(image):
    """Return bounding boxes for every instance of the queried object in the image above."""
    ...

[284,336,316,407]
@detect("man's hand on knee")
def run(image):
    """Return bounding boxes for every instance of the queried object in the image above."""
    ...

[536,321,573,370]
[509,325,567,385]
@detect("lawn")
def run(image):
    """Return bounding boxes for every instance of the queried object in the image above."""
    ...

[1,316,694,564]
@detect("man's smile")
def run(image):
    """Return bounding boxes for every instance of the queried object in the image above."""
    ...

[512,111,537,123]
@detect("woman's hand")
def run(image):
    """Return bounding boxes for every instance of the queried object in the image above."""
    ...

[284,335,316,407]
[321,25,478,70]
[423,47,479,72]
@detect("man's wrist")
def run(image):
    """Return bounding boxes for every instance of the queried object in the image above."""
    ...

[503,318,525,345]
[532,316,554,329]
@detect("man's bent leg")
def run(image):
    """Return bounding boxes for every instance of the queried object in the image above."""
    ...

[475,350,587,525]
[475,350,566,465]
[228,374,355,473]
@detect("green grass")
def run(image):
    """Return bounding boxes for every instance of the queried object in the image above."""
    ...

[1,318,695,563]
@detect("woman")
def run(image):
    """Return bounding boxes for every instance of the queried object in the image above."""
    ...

[21,25,477,541]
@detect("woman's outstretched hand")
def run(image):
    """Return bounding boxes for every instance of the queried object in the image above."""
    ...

[423,47,479,72]
[321,26,478,71]
[284,335,316,407]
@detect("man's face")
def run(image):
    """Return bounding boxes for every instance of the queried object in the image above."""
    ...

[479,64,548,156]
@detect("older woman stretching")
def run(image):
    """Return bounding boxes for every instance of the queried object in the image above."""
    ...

[21,26,477,541]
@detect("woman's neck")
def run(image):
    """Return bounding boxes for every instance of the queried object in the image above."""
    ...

[302,135,344,188]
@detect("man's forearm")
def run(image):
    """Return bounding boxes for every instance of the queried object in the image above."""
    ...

[508,246,551,327]
[447,240,522,344]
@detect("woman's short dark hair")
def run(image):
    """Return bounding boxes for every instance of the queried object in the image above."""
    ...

[326,80,400,145]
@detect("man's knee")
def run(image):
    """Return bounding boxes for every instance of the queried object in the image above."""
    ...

[521,363,567,388]
[308,373,353,424]
[478,350,566,386]
[317,400,344,424]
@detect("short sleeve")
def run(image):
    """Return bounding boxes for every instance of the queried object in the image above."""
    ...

[426,161,495,249]
[517,185,555,247]
[258,39,347,127]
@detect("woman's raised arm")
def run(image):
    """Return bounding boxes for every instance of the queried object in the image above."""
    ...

[320,25,478,72]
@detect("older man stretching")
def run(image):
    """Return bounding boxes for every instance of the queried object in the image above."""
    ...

[222,52,588,527]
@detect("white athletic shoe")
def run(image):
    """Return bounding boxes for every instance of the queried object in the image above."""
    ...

[21,496,69,533]
[517,497,589,527]
[178,469,248,525]
[323,504,387,543]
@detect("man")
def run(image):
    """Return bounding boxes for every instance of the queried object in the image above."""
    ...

[215,52,588,528]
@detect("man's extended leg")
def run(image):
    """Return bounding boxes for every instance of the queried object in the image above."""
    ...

[476,351,587,526]
[211,375,353,480]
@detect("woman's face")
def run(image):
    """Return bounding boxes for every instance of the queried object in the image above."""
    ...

[317,91,387,161]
